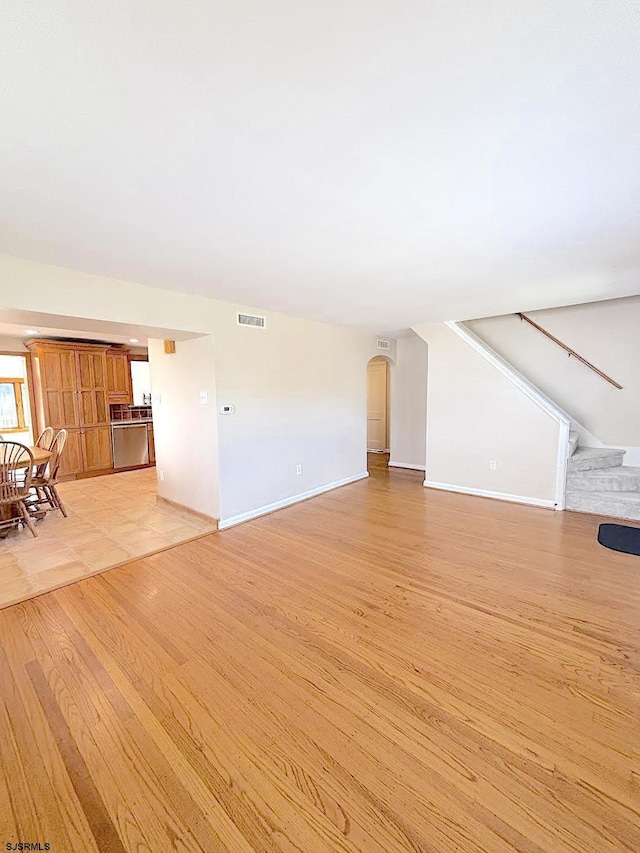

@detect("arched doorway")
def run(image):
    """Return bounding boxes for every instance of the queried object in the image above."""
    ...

[366,335,428,479]
[367,356,390,454]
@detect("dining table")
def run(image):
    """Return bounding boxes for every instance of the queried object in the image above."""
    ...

[1,445,52,470]
[0,445,53,534]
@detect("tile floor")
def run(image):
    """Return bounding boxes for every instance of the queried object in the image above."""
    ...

[0,468,217,609]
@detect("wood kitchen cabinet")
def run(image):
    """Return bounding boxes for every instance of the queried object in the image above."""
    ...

[36,346,79,429]
[78,349,110,425]
[106,347,133,404]
[82,425,113,472]
[27,340,114,478]
[59,430,85,478]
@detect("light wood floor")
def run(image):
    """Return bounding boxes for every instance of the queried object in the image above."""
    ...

[1,461,639,852]
[0,468,217,609]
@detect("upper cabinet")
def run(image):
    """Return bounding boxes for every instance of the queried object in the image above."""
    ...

[27,340,112,429]
[35,345,81,430]
[78,349,111,425]
[106,347,133,404]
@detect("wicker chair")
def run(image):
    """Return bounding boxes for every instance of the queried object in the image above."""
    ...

[0,442,37,537]
[31,428,68,517]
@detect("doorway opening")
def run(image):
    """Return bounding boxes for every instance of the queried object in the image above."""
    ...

[367,356,390,471]
[366,334,428,480]
[0,310,217,610]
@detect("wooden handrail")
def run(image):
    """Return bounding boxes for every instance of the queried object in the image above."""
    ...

[515,313,623,389]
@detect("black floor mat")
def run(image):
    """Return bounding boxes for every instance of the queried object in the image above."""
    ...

[597,523,640,556]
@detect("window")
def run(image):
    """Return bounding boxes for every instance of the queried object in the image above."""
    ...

[0,378,26,432]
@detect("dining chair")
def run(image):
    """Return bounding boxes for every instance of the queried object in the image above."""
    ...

[0,441,37,537]
[36,427,55,450]
[31,428,68,517]
[34,426,56,480]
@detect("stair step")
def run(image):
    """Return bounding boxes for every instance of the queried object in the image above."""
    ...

[567,466,640,493]
[565,489,640,521]
[567,448,625,473]
[568,432,579,457]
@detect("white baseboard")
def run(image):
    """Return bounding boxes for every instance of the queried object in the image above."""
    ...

[388,461,426,471]
[423,479,556,509]
[219,472,369,530]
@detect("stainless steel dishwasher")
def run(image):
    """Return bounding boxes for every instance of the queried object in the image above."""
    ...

[112,423,150,469]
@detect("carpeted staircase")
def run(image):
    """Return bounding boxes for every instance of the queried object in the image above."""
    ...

[566,446,640,521]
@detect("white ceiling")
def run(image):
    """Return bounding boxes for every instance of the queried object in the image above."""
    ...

[1,1,638,328]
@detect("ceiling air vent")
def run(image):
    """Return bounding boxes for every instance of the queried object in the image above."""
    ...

[237,312,266,329]
[376,339,390,350]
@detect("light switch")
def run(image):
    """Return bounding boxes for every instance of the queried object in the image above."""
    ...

[200,391,208,405]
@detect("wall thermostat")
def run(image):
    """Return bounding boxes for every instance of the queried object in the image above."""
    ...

[219,404,234,415]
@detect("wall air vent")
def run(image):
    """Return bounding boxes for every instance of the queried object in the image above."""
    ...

[376,339,390,350]
[237,312,266,329]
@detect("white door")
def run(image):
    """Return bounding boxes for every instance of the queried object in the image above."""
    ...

[367,358,388,451]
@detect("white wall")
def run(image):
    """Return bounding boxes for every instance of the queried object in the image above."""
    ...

[367,338,397,364]
[212,309,371,522]
[468,297,640,449]
[0,254,375,525]
[0,337,28,352]
[389,335,428,470]
[413,323,562,506]
[148,337,220,520]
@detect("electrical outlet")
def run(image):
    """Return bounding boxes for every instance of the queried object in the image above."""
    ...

[159,470,165,481]
[489,460,497,470]
[296,464,303,475]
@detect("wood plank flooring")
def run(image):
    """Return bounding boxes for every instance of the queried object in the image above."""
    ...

[0,461,639,852]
